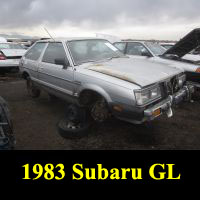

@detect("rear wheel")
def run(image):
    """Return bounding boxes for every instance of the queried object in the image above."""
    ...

[26,77,41,98]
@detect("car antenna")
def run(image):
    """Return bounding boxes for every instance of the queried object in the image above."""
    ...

[43,27,55,41]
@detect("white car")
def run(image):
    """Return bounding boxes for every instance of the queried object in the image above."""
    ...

[0,42,27,73]
[160,42,200,64]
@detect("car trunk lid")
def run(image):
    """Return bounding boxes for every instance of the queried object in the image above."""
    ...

[0,49,26,59]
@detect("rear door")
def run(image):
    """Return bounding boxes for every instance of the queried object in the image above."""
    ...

[38,42,75,96]
[23,42,47,80]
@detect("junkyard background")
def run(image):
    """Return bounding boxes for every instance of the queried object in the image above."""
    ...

[0,73,200,150]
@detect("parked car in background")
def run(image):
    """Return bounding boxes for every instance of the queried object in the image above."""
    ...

[161,29,200,65]
[0,96,15,150]
[192,46,200,55]
[0,37,7,42]
[160,42,200,64]
[160,42,175,50]
[0,42,27,73]
[113,34,200,89]
[19,38,194,137]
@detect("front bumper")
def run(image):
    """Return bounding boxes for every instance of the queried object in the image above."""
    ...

[112,84,194,124]
[144,84,194,121]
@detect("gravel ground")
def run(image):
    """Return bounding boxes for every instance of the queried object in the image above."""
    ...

[0,74,200,150]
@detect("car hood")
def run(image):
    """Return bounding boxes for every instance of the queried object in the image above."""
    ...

[84,57,182,87]
[163,28,200,58]
[182,54,200,62]
[0,49,26,57]
[128,55,200,73]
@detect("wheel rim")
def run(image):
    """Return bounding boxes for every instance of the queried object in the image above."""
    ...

[61,120,83,130]
[91,99,109,122]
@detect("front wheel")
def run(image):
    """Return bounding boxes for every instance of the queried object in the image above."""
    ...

[26,77,41,98]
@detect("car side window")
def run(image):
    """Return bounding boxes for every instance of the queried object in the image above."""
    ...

[126,42,148,56]
[114,43,126,53]
[25,43,46,61]
[42,42,68,65]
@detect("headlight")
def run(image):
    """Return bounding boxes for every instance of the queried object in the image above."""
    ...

[134,85,161,106]
[178,74,186,88]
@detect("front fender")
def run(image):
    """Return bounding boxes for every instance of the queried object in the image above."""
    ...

[77,84,112,103]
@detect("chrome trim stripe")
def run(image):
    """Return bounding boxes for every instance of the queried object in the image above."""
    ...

[31,77,73,96]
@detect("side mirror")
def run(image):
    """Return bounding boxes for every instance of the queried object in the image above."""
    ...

[141,49,152,57]
[55,58,70,69]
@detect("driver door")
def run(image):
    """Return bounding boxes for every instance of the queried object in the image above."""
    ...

[38,42,75,97]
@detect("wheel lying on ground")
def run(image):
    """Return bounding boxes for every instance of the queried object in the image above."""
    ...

[57,104,93,139]
[26,77,41,98]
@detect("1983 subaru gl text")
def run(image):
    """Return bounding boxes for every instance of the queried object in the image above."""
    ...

[19,38,194,130]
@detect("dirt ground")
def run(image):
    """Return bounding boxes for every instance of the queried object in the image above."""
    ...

[0,74,200,150]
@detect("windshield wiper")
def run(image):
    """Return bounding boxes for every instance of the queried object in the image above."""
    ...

[78,60,97,65]
[107,55,122,60]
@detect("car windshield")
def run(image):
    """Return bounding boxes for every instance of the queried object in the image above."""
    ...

[144,42,166,56]
[67,39,124,65]
[0,43,24,50]
[161,44,174,50]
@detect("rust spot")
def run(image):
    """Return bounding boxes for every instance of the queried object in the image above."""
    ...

[87,66,139,85]
[93,64,103,67]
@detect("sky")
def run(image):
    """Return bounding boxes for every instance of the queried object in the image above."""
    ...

[0,0,200,40]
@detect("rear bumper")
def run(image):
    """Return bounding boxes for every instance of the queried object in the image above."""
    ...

[0,59,20,68]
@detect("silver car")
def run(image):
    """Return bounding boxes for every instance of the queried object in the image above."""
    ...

[0,42,27,72]
[114,29,200,88]
[19,38,194,125]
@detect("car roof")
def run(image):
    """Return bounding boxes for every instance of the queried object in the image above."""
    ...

[115,40,157,44]
[0,42,20,44]
[37,37,107,43]
[160,42,176,45]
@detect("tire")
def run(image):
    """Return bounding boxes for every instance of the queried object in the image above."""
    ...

[57,104,93,139]
[90,97,110,123]
[57,118,92,139]
[26,77,41,98]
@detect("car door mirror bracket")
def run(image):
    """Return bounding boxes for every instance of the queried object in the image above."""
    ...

[55,58,70,69]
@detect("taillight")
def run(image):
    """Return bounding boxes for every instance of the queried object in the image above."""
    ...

[0,52,6,60]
